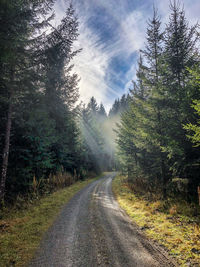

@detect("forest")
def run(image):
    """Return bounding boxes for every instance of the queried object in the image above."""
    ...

[0,1,112,204]
[1,1,200,266]
[116,3,200,202]
[0,0,200,207]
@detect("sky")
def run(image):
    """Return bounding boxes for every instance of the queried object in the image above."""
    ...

[54,0,199,111]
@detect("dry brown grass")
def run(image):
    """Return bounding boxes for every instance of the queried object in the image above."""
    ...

[112,175,200,267]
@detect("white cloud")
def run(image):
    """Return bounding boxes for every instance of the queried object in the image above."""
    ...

[73,22,110,107]
[54,1,114,110]
[72,5,149,110]
[120,10,146,55]
[54,0,148,110]
[124,63,138,93]
[54,0,200,111]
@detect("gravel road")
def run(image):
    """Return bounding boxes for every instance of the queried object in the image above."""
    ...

[30,173,176,267]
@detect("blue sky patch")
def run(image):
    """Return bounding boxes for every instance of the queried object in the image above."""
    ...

[55,0,200,111]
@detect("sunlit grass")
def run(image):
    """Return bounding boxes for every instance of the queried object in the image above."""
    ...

[0,176,100,267]
[112,175,200,267]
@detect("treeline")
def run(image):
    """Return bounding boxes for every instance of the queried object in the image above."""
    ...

[0,1,109,204]
[2,0,199,205]
[80,94,130,174]
[116,2,200,200]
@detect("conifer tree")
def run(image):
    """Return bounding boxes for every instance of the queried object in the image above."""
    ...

[87,96,99,115]
[0,0,55,202]
[41,3,81,174]
[109,99,120,117]
[184,65,200,147]
[98,103,107,118]
[116,1,200,197]
[140,7,169,195]
[163,0,199,176]
[80,101,104,173]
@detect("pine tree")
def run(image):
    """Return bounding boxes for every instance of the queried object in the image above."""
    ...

[140,7,169,196]
[87,97,99,115]
[109,99,120,117]
[98,103,107,117]
[80,103,105,173]
[116,56,150,181]
[163,0,199,176]
[0,0,55,202]
[41,3,81,174]
[116,1,200,197]
[117,8,168,191]
[184,65,200,147]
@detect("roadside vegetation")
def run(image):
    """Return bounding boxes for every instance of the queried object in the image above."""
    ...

[116,1,200,201]
[113,5,200,265]
[0,175,100,267]
[112,175,200,266]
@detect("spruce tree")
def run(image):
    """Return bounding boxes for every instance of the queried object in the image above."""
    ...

[98,103,107,118]
[163,0,199,176]
[140,7,169,196]
[42,3,81,174]
[0,0,55,202]
[80,102,104,173]
[184,65,200,147]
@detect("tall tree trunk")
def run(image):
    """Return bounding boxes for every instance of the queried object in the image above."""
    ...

[0,90,13,203]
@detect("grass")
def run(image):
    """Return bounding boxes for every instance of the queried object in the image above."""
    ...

[112,175,200,267]
[0,175,101,267]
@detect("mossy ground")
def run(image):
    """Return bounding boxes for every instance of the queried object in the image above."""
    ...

[112,175,200,267]
[0,176,100,267]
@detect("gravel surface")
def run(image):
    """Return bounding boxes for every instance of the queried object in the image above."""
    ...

[29,173,176,267]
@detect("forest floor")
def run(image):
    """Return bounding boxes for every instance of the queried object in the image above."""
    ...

[0,175,101,267]
[112,175,200,267]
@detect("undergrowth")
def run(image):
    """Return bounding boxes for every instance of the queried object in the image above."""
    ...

[0,175,101,267]
[112,175,200,267]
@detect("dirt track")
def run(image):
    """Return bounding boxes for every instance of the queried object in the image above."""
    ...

[30,173,176,267]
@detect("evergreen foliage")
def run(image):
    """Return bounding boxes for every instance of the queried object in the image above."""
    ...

[1,0,199,204]
[0,1,103,202]
[79,98,108,174]
[116,1,200,199]
[0,0,55,201]
[184,65,200,146]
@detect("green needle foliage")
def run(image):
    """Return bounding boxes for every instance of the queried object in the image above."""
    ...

[116,1,200,200]
[184,65,200,147]
[0,1,109,203]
